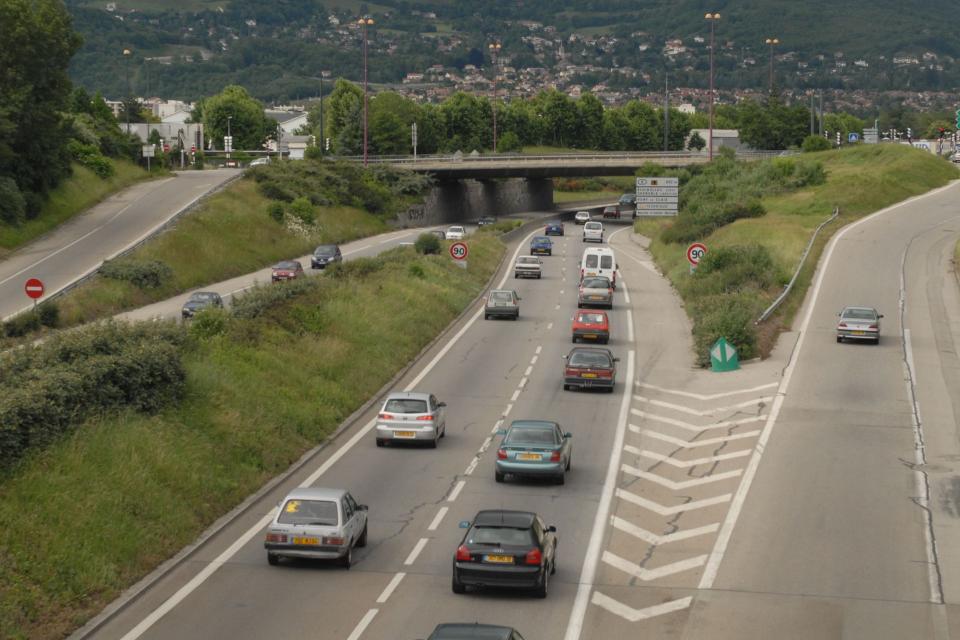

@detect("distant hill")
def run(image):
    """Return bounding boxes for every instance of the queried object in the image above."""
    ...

[64,0,960,102]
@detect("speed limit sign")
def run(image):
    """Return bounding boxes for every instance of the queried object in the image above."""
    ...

[686,242,707,266]
[449,242,469,261]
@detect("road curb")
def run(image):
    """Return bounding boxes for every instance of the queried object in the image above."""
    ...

[68,216,545,640]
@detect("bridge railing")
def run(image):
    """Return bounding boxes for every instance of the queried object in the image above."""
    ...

[332,150,789,165]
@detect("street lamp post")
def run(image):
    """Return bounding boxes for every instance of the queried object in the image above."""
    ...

[358,16,374,166]
[226,115,232,159]
[705,12,720,161]
[319,69,330,156]
[765,38,780,94]
[488,41,501,153]
[123,48,132,134]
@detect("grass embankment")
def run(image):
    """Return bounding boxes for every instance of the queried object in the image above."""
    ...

[55,177,388,327]
[0,160,156,259]
[637,145,957,363]
[0,233,504,640]
[553,175,633,204]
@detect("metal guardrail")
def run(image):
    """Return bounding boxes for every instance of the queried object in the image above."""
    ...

[755,206,840,324]
[336,150,789,165]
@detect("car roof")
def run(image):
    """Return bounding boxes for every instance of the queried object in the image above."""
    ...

[384,391,431,401]
[473,510,537,528]
[191,291,219,297]
[274,260,300,268]
[583,246,614,254]
[532,236,550,241]
[569,346,615,357]
[509,419,559,430]
[282,487,346,501]
[842,306,878,313]
[448,225,464,229]
[315,243,339,250]
[429,624,516,640]
[489,289,515,294]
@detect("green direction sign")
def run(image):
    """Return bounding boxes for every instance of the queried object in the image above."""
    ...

[710,337,740,372]
[956,109,960,129]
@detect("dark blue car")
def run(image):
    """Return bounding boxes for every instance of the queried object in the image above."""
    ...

[530,236,553,256]
[545,222,564,236]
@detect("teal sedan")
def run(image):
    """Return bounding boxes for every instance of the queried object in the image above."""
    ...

[494,420,572,485]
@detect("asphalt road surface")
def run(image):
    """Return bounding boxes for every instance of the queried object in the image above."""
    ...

[81,183,960,640]
[0,169,240,321]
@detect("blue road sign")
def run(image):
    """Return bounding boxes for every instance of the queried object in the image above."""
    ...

[848,132,860,143]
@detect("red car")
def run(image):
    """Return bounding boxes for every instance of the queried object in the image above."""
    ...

[571,310,610,344]
[602,205,620,219]
[271,260,304,282]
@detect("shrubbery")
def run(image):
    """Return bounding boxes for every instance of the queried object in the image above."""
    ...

[100,258,174,289]
[0,321,186,468]
[67,140,115,179]
[230,277,320,319]
[0,176,27,225]
[477,220,523,234]
[690,292,765,367]
[414,232,442,254]
[288,196,316,224]
[802,135,833,153]
[3,302,61,338]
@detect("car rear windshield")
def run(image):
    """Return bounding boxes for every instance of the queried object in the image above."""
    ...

[468,526,536,547]
[277,499,339,525]
[505,426,559,446]
[582,278,609,289]
[585,255,599,268]
[276,261,298,269]
[569,351,612,367]
[490,291,514,302]
[315,246,337,256]
[533,237,549,243]
[517,257,538,264]
[585,223,601,229]
[600,256,614,269]
[843,309,877,320]
[384,398,429,413]
[578,313,605,323]
[190,292,217,301]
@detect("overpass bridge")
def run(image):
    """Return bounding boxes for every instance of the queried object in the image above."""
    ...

[350,150,785,179]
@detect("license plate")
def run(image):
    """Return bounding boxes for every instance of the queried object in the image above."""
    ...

[394,431,416,438]
[590,295,602,300]
[583,334,597,339]
[484,554,514,564]
[518,453,542,461]
[852,331,866,336]
[292,537,319,545]
[582,373,598,378]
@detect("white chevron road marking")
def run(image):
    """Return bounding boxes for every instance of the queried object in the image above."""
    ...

[615,488,731,515]
[625,445,751,468]
[632,426,761,447]
[633,395,774,416]
[635,381,779,400]
[592,592,694,622]
[630,412,765,433]
[602,550,707,581]
[621,463,742,489]
[610,516,719,545]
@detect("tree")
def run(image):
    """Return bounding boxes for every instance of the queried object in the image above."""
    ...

[370,110,407,155]
[439,92,487,152]
[326,79,363,154]
[199,85,273,151]
[576,93,604,149]
[688,131,706,151]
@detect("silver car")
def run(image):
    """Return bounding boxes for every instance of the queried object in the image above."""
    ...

[376,391,447,447]
[485,289,521,320]
[264,487,368,568]
[836,306,883,344]
[574,211,591,225]
[578,276,613,309]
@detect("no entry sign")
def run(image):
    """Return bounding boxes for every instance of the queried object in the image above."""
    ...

[449,242,469,261]
[24,278,45,299]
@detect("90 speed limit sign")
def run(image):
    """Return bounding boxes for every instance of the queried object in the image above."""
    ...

[686,242,707,266]
[449,242,469,261]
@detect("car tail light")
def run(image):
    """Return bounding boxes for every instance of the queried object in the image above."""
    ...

[565,367,579,376]
[597,369,613,379]
[524,548,543,565]
[550,451,561,462]
[838,323,847,328]
[416,415,434,421]
[869,324,878,329]
[265,533,288,543]
[456,545,473,562]
[323,536,345,546]
[379,413,395,420]
[497,448,508,460]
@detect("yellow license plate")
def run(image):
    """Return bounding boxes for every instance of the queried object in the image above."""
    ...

[292,537,319,545]
[395,431,416,438]
[583,334,597,339]
[852,331,866,336]
[582,373,598,378]
[485,554,514,564]
[590,295,602,300]
[518,453,542,461]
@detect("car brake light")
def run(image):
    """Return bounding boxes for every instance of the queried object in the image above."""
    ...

[565,367,579,376]
[838,323,847,328]
[524,548,542,565]
[550,451,561,462]
[265,533,288,543]
[497,448,507,460]
[597,369,613,379]
[379,413,395,419]
[323,536,345,546]
[416,415,433,421]
[869,324,878,329]
[456,545,472,562]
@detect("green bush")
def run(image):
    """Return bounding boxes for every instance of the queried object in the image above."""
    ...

[230,277,319,319]
[802,135,833,153]
[304,146,323,161]
[686,244,782,295]
[408,262,426,278]
[690,292,763,367]
[193,151,205,169]
[0,176,26,225]
[37,302,60,328]
[415,232,442,255]
[497,131,523,153]
[289,196,316,224]
[67,139,115,178]
[477,220,523,234]
[189,307,230,339]
[3,312,40,338]
[662,199,766,244]
[267,201,285,222]
[100,258,174,289]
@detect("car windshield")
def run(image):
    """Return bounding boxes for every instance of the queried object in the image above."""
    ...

[490,291,514,303]
[468,526,536,547]
[276,261,298,270]
[189,292,217,302]
[533,237,549,243]
[600,256,614,269]
[277,499,339,525]
[314,246,337,256]
[843,308,877,320]
[449,227,464,233]
[505,426,559,446]
[384,398,429,413]
[569,351,612,367]
[582,278,609,289]
[586,223,601,229]
[585,255,599,268]
[578,313,605,324]
[517,257,538,265]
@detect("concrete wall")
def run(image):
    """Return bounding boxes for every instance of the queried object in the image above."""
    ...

[395,177,554,227]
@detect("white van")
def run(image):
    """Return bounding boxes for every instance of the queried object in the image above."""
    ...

[580,247,618,289]
[583,221,603,243]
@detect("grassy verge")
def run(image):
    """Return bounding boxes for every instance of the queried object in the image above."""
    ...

[0,233,505,639]
[54,176,388,327]
[0,161,157,259]
[636,145,957,363]
[553,175,633,204]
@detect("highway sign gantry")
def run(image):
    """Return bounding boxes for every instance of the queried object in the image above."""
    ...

[24,278,45,299]
[449,242,468,261]
[686,243,707,266]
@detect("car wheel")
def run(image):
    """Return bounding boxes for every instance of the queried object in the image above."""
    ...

[484,314,490,320]
[606,386,615,394]
[874,337,881,345]
[533,567,548,598]
[376,438,385,447]
[572,336,578,343]
[512,313,519,320]
[514,273,518,279]
[566,457,571,471]
[495,469,505,483]
[555,473,565,486]
[357,523,368,548]
[340,546,352,569]
[440,423,446,438]
[267,553,279,566]
[428,435,438,449]
[452,571,467,594]
[836,336,843,343]
[551,553,557,575]
[537,274,542,279]
[601,337,609,344]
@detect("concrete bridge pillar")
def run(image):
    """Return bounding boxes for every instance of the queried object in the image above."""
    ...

[395,177,554,227]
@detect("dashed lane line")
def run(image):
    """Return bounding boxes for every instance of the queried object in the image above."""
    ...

[446,480,466,503]
[404,538,430,566]
[464,457,479,476]
[427,507,448,532]
[376,573,406,603]
[346,609,379,640]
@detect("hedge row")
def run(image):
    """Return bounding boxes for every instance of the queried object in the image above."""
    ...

[100,258,174,289]
[0,321,186,468]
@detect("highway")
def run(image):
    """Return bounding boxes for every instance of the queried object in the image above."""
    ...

[79,183,960,640]
[0,169,240,321]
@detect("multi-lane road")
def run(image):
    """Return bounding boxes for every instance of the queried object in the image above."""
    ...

[62,181,960,640]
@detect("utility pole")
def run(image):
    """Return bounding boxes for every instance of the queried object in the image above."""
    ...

[818,90,824,135]
[705,12,721,161]
[488,41,502,153]
[663,71,670,151]
[358,16,374,166]
[809,92,815,136]
[318,70,330,156]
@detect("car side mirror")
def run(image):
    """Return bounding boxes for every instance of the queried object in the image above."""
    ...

[561,355,568,360]
[358,504,369,511]
[879,314,884,318]
[547,525,557,533]
[564,432,572,438]
[437,401,447,407]
[613,357,620,362]
[458,520,471,529]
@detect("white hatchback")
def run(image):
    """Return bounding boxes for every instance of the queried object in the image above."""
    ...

[582,221,603,243]
[574,211,591,225]
[446,226,466,240]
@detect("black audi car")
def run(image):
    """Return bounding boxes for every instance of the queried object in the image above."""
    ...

[181,291,223,319]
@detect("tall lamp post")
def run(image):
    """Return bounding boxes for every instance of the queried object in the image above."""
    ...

[122,48,132,134]
[488,41,501,153]
[358,16,374,166]
[705,12,720,161]
[765,38,780,94]
[319,69,330,156]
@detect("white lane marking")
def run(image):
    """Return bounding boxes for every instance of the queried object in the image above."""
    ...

[510,389,521,402]
[490,419,503,434]
[634,426,762,447]
[536,345,543,354]
[464,457,479,476]
[628,446,751,468]
[428,507,449,531]
[547,322,554,330]
[503,403,513,416]
[299,419,377,488]
[447,480,466,502]
[591,592,693,622]
[615,488,731,516]
[621,464,742,489]
[519,377,528,388]
[636,381,779,401]
[563,350,635,640]
[118,512,275,640]
[602,550,707,581]
[479,436,493,453]
[626,308,635,344]
[346,608,379,640]
[530,355,539,365]
[611,517,719,545]
[622,284,632,305]
[630,412,765,433]
[404,538,430,565]
[376,572,406,603]
[378,237,394,244]
[524,365,533,376]
[355,244,374,251]
[618,250,660,275]
[555,304,561,310]
[633,395,774,416]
